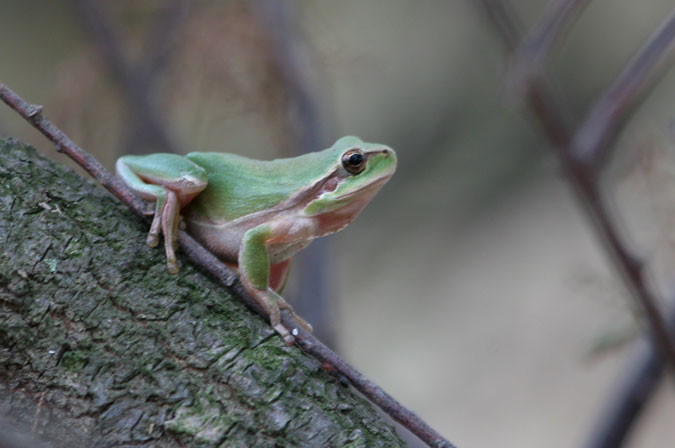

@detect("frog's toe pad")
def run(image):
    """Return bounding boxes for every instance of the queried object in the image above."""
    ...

[167,260,179,275]
[274,323,295,345]
[146,232,160,248]
[290,314,313,333]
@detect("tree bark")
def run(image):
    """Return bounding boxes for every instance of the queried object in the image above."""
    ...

[0,138,404,447]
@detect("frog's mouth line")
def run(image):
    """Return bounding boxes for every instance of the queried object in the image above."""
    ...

[332,174,392,200]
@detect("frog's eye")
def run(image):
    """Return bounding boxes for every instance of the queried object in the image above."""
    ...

[342,148,366,174]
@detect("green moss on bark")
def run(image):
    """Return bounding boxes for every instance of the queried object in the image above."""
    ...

[0,139,404,447]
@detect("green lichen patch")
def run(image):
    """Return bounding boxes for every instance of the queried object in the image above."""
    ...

[60,349,90,372]
[165,393,237,445]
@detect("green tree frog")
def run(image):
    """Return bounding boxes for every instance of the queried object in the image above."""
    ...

[116,136,396,343]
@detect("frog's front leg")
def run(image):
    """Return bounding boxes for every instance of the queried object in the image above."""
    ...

[239,221,313,343]
[116,154,208,273]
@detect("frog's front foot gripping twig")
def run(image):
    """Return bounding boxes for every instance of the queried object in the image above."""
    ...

[272,316,313,345]
[277,299,313,333]
[252,289,313,344]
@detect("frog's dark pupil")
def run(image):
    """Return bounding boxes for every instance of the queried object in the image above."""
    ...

[348,153,363,166]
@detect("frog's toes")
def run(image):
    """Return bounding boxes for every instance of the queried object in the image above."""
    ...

[146,231,160,248]
[277,300,313,333]
[166,254,179,274]
[274,323,295,345]
[291,314,313,333]
[166,260,180,275]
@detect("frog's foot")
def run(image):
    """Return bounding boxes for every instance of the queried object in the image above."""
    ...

[144,188,181,274]
[146,200,163,248]
[248,287,296,344]
[277,300,313,333]
[166,257,179,275]
[273,323,295,345]
[146,230,160,248]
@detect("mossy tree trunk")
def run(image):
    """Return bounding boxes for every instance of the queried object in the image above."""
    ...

[0,139,404,447]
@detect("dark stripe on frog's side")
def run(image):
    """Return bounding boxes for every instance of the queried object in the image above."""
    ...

[184,149,343,222]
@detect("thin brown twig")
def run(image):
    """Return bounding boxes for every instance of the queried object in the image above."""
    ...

[0,84,147,213]
[479,0,675,376]
[0,81,457,448]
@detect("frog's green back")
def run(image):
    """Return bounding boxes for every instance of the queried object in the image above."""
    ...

[185,147,339,221]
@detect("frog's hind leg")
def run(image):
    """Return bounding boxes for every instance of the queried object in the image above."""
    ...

[116,155,208,274]
[147,189,167,248]
[116,159,169,248]
[161,189,181,273]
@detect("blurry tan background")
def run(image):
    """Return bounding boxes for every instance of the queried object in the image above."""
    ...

[2,1,675,447]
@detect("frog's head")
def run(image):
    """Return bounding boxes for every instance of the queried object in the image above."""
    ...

[303,136,396,230]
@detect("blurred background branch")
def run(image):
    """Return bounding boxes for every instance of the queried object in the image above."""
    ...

[572,9,675,167]
[582,299,675,448]
[481,0,675,446]
[515,0,590,80]
[71,0,185,154]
